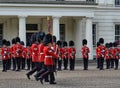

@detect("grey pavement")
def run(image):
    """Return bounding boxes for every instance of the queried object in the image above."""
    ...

[0,64,120,88]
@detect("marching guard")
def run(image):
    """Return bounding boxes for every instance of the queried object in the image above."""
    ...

[96,42,100,68]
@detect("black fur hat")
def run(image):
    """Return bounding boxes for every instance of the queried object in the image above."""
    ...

[57,40,62,46]
[109,42,113,47]
[99,38,104,44]
[6,41,10,46]
[105,43,109,48]
[52,35,56,43]
[12,38,16,44]
[63,41,67,47]
[69,40,74,46]
[97,42,100,47]
[31,33,37,44]
[2,39,7,46]
[26,40,31,46]
[82,39,87,46]
[43,33,52,45]
[16,37,20,43]
[113,42,117,47]
[36,32,45,43]
[20,41,24,45]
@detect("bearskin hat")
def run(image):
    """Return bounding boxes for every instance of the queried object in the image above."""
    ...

[6,41,10,46]
[20,41,24,45]
[109,42,113,47]
[82,39,87,46]
[97,42,100,47]
[43,33,52,45]
[105,43,109,48]
[31,33,37,44]
[63,41,67,47]
[16,37,20,43]
[99,38,104,44]
[52,35,56,43]
[113,42,117,47]
[2,39,7,46]
[26,40,31,46]
[36,32,45,43]
[69,40,74,46]
[12,38,16,44]
[57,40,62,46]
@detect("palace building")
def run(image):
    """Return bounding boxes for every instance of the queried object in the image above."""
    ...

[0,0,120,59]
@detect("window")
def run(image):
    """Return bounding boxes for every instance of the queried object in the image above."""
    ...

[60,24,65,41]
[86,0,95,2]
[115,25,120,41]
[56,0,64,1]
[26,24,38,31]
[115,0,120,5]
[0,24,3,47]
[92,24,97,47]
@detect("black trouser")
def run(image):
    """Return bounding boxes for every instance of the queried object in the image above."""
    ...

[99,57,104,70]
[2,60,7,71]
[34,62,49,81]
[69,58,75,70]
[97,58,100,68]
[110,58,114,68]
[27,62,41,76]
[12,58,16,71]
[106,59,110,69]
[40,65,55,83]
[26,59,31,70]
[58,58,62,70]
[21,58,26,70]
[16,57,21,71]
[114,59,119,69]
[83,58,88,70]
[63,58,68,70]
[7,59,11,70]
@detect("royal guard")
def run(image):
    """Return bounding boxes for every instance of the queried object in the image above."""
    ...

[104,43,110,69]
[98,38,106,70]
[25,41,32,70]
[62,41,68,70]
[20,41,26,70]
[6,41,11,70]
[81,39,90,70]
[34,32,50,82]
[57,40,63,71]
[113,42,119,70]
[1,39,8,72]
[96,42,100,69]
[39,34,58,84]
[14,37,23,71]
[109,42,114,68]
[68,40,76,70]
[26,33,39,79]
[11,38,16,71]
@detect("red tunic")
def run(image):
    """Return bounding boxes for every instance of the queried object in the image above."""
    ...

[43,46,57,65]
[104,48,110,60]
[11,44,16,58]
[81,46,90,59]
[109,47,114,59]
[31,43,39,62]
[62,47,68,58]
[25,47,32,59]
[68,47,76,59]
[113,47,119,59]
[14,43,23,58]
[96,46,101,59]
[38,43,45,62]
[98,45,106,58]
[1,47,9,60]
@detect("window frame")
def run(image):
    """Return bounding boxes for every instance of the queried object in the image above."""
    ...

[92,23,97,47]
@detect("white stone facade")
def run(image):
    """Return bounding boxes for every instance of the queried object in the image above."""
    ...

[0,0,120,59]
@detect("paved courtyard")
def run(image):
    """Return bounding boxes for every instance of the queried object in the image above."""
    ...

[0,65,120,88]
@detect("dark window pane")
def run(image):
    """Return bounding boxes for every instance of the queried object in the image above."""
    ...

[26,24,38,31]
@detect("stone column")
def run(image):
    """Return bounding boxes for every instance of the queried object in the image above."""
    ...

[18,16,27,46]
[85,17,93,60]
[52,16,60,40]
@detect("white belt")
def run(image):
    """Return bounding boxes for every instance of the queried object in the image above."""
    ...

[45,56,52,58]
[40,52,44,54]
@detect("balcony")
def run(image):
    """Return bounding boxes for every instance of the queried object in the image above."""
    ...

[0,0,97,5]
